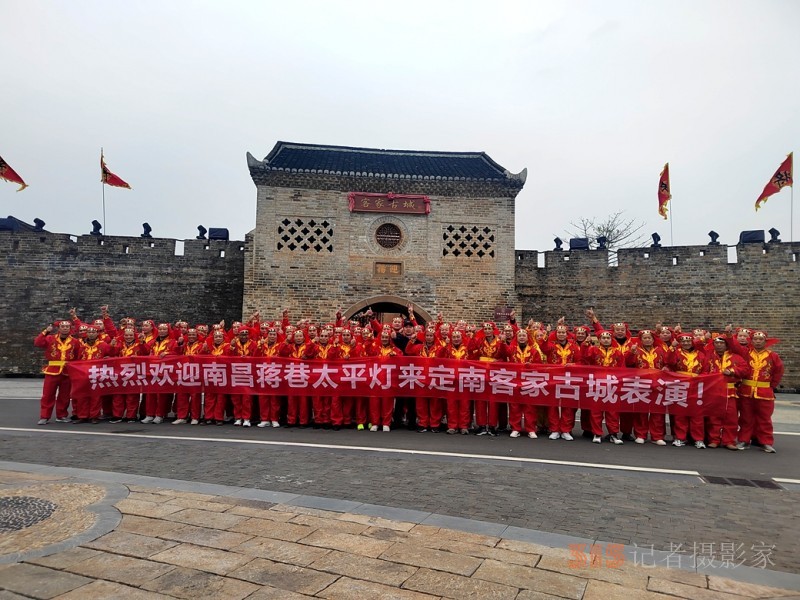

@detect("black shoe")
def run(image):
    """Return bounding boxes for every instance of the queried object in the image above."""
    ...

[108,418,123,424]
[582,430,594,439]
[322,423,331,430]
[216,420,224,426]
[312,423,321,429]
[90,419,100,424]
[488,427,498,437]
[621,433,635,442]
[72,418,86,424]
[476,426,489,436]
[332,425,341,431]
[417,427,428,433]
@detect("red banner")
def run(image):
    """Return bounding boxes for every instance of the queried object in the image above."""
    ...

[101,150,132,189]
[658,163,671,220]
[66,356,725,417]
[755,152,793,211]
[0,155,28,191]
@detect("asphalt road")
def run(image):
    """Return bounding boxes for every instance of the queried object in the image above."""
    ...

[2,395,799,574]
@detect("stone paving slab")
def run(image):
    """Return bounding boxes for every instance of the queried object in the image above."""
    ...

[0,466,799,600]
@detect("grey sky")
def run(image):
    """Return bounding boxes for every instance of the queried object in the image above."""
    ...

[2,0,798,250]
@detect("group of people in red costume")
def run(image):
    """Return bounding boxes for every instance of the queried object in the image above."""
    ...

[34,304,784,453]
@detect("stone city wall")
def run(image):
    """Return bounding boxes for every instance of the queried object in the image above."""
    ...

[1,232,244,375]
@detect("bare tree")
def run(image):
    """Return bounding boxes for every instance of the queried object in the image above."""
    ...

[563,210,648,249]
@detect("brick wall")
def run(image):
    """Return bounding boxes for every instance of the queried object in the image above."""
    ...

[242,174,520,324]
[1,232,244,375]
[515,243,800,390]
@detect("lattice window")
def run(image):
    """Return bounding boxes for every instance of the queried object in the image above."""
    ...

[276,218,334,252]
[442,224,495,259]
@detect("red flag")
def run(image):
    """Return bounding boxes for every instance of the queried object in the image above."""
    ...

[755,153,792,211]
[101,151,131,189]
[658,163,671,220]
[0,155,28,191]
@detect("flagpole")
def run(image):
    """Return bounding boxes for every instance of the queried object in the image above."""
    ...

[101,147,106,236]
[669,183,674,247]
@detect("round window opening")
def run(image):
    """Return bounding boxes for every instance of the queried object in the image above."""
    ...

[375,223,402,249]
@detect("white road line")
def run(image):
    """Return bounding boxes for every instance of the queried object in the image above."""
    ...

[774,431,800,436]
[773,478,800,484]
[0,427,701,476]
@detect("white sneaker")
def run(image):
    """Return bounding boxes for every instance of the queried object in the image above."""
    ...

[153,416,163,424]
[528,431,538,439]
[37,418,48,425]
[510,430,520,438]
[382,425,391,432]
[141,416,154,424]
[561,432,574,441]
[635,437,645,444]
[190,419,199,425]
[610,435,623,445]
[654,439,667,446]
[673,439,685,447]
[548,432,560,440]
[234,419,242,426]
[257,421,269,428]
[695,441,706,449]
[369,425,378,432]
[172,419,187,425]
[271,421,280,428]
[243,420,251,427]
[592,435,602,444]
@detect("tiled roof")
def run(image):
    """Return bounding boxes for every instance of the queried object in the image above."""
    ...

[247,141,526,183]
[0,215,43,232]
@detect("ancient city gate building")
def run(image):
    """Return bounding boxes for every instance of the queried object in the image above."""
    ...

[244,141,526,324]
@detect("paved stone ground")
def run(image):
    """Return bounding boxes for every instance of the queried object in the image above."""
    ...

[1,432,798,577]
[0,468,798,600]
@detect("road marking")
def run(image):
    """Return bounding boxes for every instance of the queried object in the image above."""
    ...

[774,431,800,436]
[774,478,800,484]
[0,427,701,476]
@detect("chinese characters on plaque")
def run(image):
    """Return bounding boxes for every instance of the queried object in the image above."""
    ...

[348,192,431,215]
[374,262,403,276]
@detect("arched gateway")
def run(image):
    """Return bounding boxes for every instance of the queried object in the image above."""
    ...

[242,141,526,323]
[343,295,434,326]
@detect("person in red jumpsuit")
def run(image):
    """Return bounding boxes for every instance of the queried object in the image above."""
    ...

[256,327,283,428]
[109,328,147,422]
[142,323,178,423]
[508,328,542,439]
[438,329,471,435]
[174,328,206,425]
[311,329,336,429]
[667,333,709,448]
[737,331,784,453]
[582,331,625,444]
[407,328,444,432]
[229,328,258,426]
[366,330,398,431]
[34,320,83,424]
[329,328,363,430]
[706,336,750,450]
[468,322,509,436]
[538,324,581,440]
[74,326,113,423]
[624,329,669,445]
[204,330,233,425]
[279,329,314,427]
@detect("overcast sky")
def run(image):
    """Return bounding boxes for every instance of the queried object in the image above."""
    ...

[2,0,798,250]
